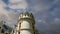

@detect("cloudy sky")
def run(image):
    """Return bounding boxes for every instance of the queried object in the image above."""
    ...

[0,0,60,34]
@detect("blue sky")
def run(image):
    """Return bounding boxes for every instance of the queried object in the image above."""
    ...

[0,0,60,34]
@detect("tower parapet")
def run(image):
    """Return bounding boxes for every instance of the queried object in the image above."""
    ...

[19,11,34,19]
[18,11,35,25]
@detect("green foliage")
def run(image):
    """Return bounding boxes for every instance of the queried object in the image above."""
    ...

[34,27,39,34]
[0,21,12,34]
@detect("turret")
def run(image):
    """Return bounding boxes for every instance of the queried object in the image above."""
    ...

[14,11,35,34]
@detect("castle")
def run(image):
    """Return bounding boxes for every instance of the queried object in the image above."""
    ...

[0,11,38,34]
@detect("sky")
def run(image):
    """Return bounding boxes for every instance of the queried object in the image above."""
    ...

[0,0,60,34]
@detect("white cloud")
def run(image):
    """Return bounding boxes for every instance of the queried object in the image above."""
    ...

[0,0,9,20]
[0,0,19,28]
[9,0,27,9]
[9,0,22,3]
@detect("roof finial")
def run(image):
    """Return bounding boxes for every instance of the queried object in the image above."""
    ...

[23,8,28,13]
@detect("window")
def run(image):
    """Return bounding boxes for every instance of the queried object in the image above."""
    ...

[1,29,4,33]
[5,33,8,34]
[0,27,1,29]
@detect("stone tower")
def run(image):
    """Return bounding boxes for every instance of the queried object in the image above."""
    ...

[13,11,36,34]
